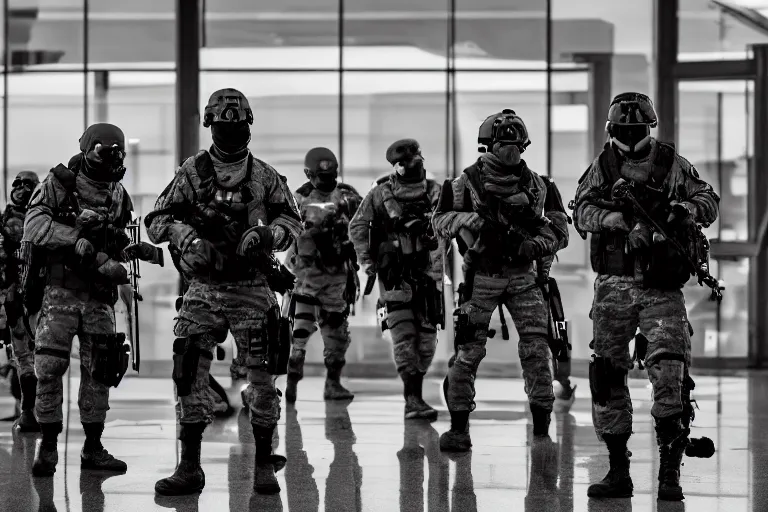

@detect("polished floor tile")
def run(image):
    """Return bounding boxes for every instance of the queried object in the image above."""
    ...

[0,373,760,511]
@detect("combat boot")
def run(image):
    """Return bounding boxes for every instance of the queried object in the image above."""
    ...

[410,373,438,420]
[81,422,128,472]
[587,433,633,498]
[324,366,354,401]
[285,374,300,404]
[253,425,287,495]
[402,373,435,420]
[656,418,688,501]
[13,374,40,433]
[32,422,62,477]
[530,404,551,437]
[439,410,472,452]
[155,423,206,496]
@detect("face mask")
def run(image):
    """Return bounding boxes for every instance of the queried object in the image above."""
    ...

[395,156,425,183]
[314,171,338,192]
[211,122,251,154]
[84,143,127,182]
[10,183,33,206]
[492,142,522,168]
[611,125,651,155]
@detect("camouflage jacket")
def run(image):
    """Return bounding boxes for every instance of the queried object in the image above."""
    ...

[349,174,444,283]
[146,150,302,277]
[284,181,362,276]
[0,205,28,287]
[572,139,719,236]
[432,160,569,272]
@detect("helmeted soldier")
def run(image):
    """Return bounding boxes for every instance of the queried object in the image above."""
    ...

[22,123,157,476]
[0,170,40,432]
[147,88,302,496]
[349,138,444,420]
[572,92,719,501]
[283,147,362,403]
[432,109,570,451]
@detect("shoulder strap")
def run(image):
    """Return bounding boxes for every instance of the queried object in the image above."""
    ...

[296,181,314,197]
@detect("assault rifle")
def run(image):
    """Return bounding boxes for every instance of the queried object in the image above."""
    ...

[611,178,724,303]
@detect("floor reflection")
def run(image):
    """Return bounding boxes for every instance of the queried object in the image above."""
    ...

[283,403,319,512]
[324,400,362,512]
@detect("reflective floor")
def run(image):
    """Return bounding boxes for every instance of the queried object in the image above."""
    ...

[0,373,761,512]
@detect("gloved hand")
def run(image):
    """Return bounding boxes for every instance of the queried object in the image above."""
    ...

[94,253,129,284]
[667,201,696,229]
[237,226,274,256]
[75,238,95,266]
[518,237,548,261]
[627,222,652,251]
[179,238,226,276]
[76,209,104,230]
[602,212,631,232]
[123,241,164,266]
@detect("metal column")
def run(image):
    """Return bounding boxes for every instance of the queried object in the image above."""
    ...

[176,0,199,167]
[748,44,768,368]
[654,0,678,143]
[94,70,108,122]
[175,0,200,297]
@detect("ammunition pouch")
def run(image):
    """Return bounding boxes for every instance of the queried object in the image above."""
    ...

[589,356,627,406]
[376,241,401,290]
[452,308,474,356]
[90,333,129,388]
[172,337,212,397]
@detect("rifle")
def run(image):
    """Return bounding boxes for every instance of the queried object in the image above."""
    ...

[125,218,142,372]
[611,178,724,303]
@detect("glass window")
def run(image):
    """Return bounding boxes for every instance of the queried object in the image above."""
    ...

[677,80,753,242]
[11,0,84,65]
[456,0,547,68]
[687,259,748,359]
[202,0,338,59]
[552,1,654,99]
[679,0,768,61]
[88,0,175,66]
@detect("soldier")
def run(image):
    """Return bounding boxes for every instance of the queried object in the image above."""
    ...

[572,92,719,501]
[284,147,362,403]
[349,139,444,421]
[432,109,570,451]
[147,88,302,496]
[22,123,159,476]
[0,171,40,432]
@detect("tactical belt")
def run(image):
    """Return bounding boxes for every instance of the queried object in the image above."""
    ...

[48,263,92,292]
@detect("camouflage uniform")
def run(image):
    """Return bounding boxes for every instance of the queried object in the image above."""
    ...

[0,171,40,432]
[349,160,444,419]
[24,123,136,477]
[284,173,362,402]
[150,88,302,497]
[432,161,569,440]
[574,98,719,501]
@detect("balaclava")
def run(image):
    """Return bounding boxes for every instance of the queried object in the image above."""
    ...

[386,139,425,184]
[10,171,39,207]
[78,123,127,182]
[304,147,339,193]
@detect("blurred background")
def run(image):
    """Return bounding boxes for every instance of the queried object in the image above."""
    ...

[0,0,764,376]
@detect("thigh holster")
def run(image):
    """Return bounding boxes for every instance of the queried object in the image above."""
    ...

[90,333,129,388]
[589,355,627,407]
[172,337,212,397]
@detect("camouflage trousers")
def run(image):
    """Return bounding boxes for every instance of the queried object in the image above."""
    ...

[287,270,351,378]
[381,280,438,376]
[446,268,553,412]
[591,275,691,438]
[175,279,281,429]
[35,285,116,424]
[10,314,34,377]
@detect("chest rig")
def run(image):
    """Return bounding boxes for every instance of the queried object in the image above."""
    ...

[590,142,676,278]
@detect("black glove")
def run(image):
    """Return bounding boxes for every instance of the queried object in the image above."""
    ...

[667,202,695,229]
[75,238,96,266]
[123,241,164,266]
[518,238,548,261]
[237,226,275,256]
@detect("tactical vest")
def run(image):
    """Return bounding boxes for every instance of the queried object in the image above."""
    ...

[589,142,688,284]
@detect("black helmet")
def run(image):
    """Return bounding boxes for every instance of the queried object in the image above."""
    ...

[203,88,254,127]
[606,92,658,127]
[477,109,530,152]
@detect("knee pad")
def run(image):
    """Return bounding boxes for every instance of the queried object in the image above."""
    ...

[172,337,212,397]
[35,347,71,379]
[89,333,130,388]
[589,355,627,406]
[319,309,348,329]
